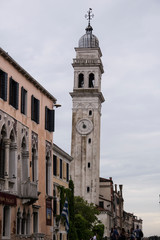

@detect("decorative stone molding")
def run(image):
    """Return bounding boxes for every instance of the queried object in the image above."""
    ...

[32,131,38,150]
[0,110,17,140]
[46,141,52,159]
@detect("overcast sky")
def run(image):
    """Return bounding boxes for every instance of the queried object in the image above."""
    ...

[1,0,160,236]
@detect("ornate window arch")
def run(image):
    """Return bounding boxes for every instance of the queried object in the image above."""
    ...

[0,124,7,178]
[21,136,29,182]
[31,132,38,183]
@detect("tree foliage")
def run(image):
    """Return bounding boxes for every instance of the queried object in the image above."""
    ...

[74,196,104,240]
[58,181,104,240]
[75,196,99,228]
[92,223,104,240]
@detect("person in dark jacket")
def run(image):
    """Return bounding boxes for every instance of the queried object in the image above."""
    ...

[118,228,126,240]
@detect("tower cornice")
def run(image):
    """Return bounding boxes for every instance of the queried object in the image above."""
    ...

[75,47,102,57]
[70,89,105,103]
[72,58,104,74]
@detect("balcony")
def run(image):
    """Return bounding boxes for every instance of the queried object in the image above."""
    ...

[21,178,38,199]
[31,233,45,240]
[0,178,5,191]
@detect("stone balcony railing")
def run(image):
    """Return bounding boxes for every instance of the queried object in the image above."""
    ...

[21,178,38,199]
[0,178,5,192]
[0,177,15,192]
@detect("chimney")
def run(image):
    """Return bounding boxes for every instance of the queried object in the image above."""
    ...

[119,184,123,196]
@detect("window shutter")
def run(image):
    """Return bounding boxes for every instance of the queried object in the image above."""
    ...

[15,82,19,109]
[36,99,40,124]
[66,163,69,182]
[49,109,55,132]
[0,70,3,98]
[60,159,62,179]
[9,77,13,105]
[4,72,8,101]
[45,106,48,130]
[31,95,34,121]
[53,155,57,176]
[21,87,24,113]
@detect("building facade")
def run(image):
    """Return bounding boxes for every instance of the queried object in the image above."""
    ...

[53,143,72,240]
[98,177,114,237]
[0,47,56,240]
[70,10,105,205]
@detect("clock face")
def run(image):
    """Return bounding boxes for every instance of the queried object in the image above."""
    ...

[76,119,93,135]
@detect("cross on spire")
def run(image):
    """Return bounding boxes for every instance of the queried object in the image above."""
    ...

[85,8,94,27]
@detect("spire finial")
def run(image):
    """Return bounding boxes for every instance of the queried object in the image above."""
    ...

[85,8,94,27]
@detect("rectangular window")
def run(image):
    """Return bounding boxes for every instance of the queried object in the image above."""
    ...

[0,69,7,101]
[46,198,52,226]
[9,77,19,109]
[21,87,27,115]
[53,155,57,176]
[99,201,104,208]
[53,199,57,216]
[45,106,55,132]
[33,211,38,233]
[3,206,10,237]
[87,187,90,193]
[31,95,40,124]
[0,140,5,178]
[60,159,62,179]
[66,163,69,182]
[60,233,62,240]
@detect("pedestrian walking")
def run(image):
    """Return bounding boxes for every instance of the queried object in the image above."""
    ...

[130,228,135,240]
[118,228,126,240]
[134,225,143,240]
[112,226,119,240]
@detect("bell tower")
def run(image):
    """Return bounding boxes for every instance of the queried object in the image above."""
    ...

[70,9,105,205]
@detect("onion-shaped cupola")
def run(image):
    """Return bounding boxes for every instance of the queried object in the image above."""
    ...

[78,8,99,48]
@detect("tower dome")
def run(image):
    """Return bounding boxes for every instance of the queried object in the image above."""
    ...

[78,24,99,48]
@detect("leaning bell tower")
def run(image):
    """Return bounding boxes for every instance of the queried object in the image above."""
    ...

[70,9,105,205]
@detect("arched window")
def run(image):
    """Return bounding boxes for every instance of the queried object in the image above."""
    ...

[78,73,84,88]
[9,129,17,182]
[89,73,95,88]
[17,208,21,234]
[89,110,92,116]
[21,208,26,235]
[26,210,30,235]
[0,125,6,178]
[31,132,38,183]
[32,147,36,182]
[21,136,29,182]
[88,138,91,144]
